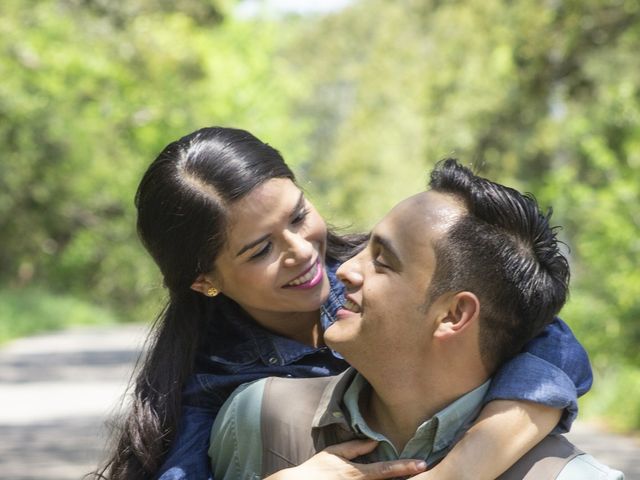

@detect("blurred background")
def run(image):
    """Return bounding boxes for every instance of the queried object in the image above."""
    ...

[1,0,639,474]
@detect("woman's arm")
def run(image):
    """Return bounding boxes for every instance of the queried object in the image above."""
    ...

[267,439,427,480]
[414,318,591,480]
[484,318,592,431]
[414,401,561,480]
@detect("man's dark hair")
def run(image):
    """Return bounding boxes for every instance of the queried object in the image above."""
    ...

[427,158,570,371]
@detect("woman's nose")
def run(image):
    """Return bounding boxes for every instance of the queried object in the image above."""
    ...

[282,231,314,266]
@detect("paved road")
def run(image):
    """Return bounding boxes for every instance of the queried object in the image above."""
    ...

[0,325,145,480]
[0,325,638,479]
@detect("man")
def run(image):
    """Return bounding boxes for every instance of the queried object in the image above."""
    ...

[208,159,623,479]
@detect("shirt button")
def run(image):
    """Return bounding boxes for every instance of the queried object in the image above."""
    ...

[332,411,343,418]
[268,357,278,365]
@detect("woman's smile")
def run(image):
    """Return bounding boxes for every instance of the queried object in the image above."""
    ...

[283,259,324,289]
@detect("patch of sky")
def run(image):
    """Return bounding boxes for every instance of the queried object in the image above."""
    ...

[235,0,353,18]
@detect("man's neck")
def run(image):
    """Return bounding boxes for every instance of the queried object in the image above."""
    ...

[362,375,441,452]
[361,369,488,453]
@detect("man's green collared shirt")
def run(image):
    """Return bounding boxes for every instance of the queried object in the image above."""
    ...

[209,368,623,479]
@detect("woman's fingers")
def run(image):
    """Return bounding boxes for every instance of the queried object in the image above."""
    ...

[270,440,428,480]
[322,440,427,479]
[323,439,380,459]
[355,459,428,479]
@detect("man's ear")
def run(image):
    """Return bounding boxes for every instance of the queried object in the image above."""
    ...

[190,273,219,296]
[434,291,480,338]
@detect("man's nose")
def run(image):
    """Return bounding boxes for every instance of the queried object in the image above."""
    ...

[336,254,364,291]
[282,230,313,266]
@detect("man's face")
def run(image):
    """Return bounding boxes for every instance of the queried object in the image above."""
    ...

[324,190,466,365]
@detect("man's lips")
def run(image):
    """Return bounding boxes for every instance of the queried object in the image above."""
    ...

[336,296,362,318]
[283,259,323,289]
[342,297,361,313]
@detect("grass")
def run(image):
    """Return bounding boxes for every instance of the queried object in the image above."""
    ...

[0,287,119,344]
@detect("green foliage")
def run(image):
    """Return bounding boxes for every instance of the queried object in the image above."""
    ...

[1,0,639,431]
[0,287,117,343]
[581,363,640,433]
[0,0,309,317]
[285,0,640,429]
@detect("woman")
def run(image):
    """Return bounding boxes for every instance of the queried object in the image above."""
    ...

[97,127,591,479]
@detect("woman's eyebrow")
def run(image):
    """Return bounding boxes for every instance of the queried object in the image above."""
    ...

[236,234,269,257]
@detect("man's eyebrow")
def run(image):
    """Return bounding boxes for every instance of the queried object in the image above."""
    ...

[289,192,305,218]
[371,233,402,265]
[235,192,305,257]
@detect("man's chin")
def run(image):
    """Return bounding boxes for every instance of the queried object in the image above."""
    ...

[324,325,345,347]
[324,327,359,358]
[323,324,339,348]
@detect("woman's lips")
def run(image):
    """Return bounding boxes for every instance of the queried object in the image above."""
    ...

[284,259,323,290]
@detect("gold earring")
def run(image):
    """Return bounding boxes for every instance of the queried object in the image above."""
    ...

[206,287,219,297]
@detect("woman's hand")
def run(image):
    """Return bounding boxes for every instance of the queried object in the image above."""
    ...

[266,439,427,480]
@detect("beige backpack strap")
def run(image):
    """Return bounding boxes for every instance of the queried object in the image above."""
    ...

[497,435,584,479]
[260,376,334,476]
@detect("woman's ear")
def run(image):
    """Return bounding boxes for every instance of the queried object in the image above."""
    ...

[434,291,480,338]
[190,274,219,296]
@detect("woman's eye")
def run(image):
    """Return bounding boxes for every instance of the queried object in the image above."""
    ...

[292,209,309,225]
[250,242,272,260]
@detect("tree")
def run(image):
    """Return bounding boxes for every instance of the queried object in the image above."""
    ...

[284,0,640,400]
[0,0,308,315]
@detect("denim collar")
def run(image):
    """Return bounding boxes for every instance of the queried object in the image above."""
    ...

[203,257,345,367]
[321,257,346,330]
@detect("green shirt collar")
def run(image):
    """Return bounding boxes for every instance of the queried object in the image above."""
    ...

[314,368,490,462]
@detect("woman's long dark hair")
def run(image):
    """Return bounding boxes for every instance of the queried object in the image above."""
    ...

[93,127,365,479]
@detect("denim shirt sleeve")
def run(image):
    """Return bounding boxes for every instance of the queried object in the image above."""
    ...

[155,405,217,480]
[483,317,593,433]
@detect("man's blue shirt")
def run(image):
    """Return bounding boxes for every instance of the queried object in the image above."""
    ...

[156,258,592,480]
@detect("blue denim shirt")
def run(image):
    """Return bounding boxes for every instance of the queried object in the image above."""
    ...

[156,258,593,480]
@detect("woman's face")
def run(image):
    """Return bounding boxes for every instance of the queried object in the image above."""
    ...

[198,178,329,328]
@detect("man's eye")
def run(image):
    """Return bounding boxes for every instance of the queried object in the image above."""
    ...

[373,257,390,270]
[250,242,272,260]
[292,209,309,225]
